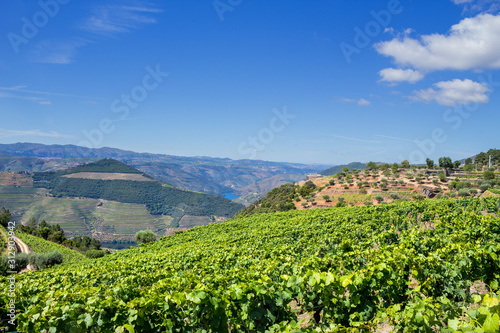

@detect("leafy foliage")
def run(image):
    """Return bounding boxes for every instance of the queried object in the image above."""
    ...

[235,183,297,218]
[0,207,11,228]
[16,232,86,264]
[2,198,500,331]
[16,220,102,254]
[135,230,157,244]
[475,149,500,167]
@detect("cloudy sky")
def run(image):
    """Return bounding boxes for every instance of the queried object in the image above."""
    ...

[0,0,499,164]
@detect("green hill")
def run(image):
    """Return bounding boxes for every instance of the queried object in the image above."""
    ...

[0,159,243,240]
[319,162,366,176]
[34,159,244,225]
[16,232,86,264]
[4,198,499,331]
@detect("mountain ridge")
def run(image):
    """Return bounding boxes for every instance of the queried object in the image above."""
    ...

[0,143,329,198]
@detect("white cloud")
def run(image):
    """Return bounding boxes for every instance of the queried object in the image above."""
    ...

[81,2,162,36]
[28,40,86,64]
[375,13,500,71]
[0,86,106,101]
[379,68,424,84]
[411,79,490,106]
[451,0,500,13]
[0,129,72,139]
[357,98,371,106]
[341,97,371,106]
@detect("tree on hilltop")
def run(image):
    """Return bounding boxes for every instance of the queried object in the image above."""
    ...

[0,207,12,228]
[135,230,157,244]
[438,157,453,169]
[426,158,434,169]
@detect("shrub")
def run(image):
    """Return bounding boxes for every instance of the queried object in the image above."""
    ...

[338,196,345,203]
[484,170,495,180]
[336,201,347,208]
[85,250,107,259]
[390,193,399,200]
[469,188,478,195]
[432,179,439,185]
[375,195,384,203]
[33,251,63,269]
[301,202,308,207]
[414,194,425,201]
[328,179,335,186]
[436,193,444,199]
[479,183,491,192]
[2,253,30,272]
[415,176,422,183]
[455,181,471,190]
[438,172,447,182]
[364,200,373,206]
[464,164,474,172]
[135,230,157,245]
[449,192,457,198]
[458,189,469,197]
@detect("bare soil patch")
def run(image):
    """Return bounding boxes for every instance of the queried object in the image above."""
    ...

[62,172,153,181]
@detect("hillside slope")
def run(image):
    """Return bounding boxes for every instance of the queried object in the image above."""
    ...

[0,143,328,196]
[17,232,86,264]
[1,159,243,240]
[33,159,243,222]
[3,198,499,331]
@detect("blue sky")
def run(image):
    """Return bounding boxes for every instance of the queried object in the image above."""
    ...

[1,0,499,164]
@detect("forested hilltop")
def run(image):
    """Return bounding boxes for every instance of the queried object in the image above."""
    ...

[33,159,244,226]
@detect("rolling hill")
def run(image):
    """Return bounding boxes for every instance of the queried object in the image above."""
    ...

[3,197,499,331]
[0,143,328,197]
[0,159,244,241]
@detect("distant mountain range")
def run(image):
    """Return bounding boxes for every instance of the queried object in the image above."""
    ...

[0,143,330,199]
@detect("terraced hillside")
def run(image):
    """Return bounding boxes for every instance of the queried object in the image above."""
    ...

[3,198,499,331]
[0,159,243,240]
[236,164,499,217]
[0,186,43,221]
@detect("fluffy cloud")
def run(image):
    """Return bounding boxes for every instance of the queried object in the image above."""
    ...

[375,13,500,71]
[379,68,424,84]
[411,79,490,106]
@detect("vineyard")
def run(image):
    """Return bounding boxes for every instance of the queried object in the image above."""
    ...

[1,198,500,332]
[16,233,86,264]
